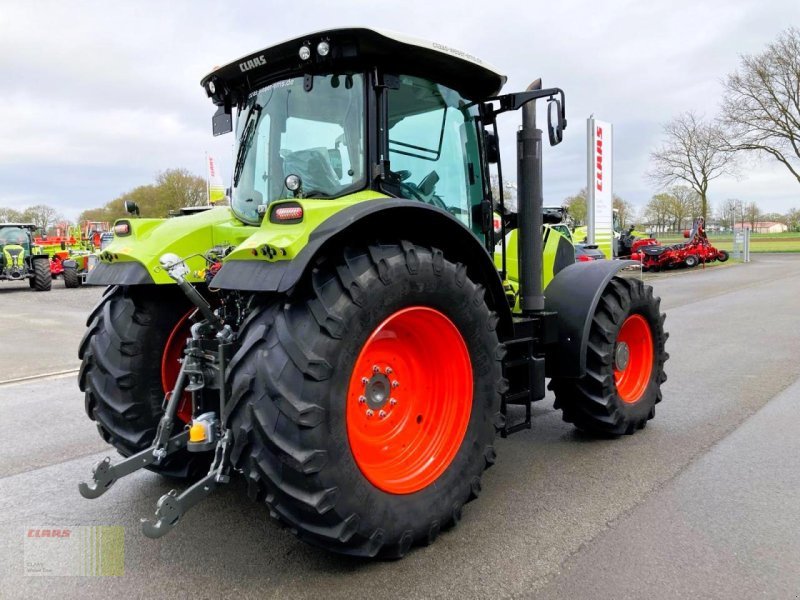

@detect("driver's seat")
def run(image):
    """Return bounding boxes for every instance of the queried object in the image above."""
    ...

[283,148,340,195]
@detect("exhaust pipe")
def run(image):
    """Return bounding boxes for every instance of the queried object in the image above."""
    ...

[516,79,545,313]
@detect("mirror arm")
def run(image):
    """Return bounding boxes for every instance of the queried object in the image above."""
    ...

[486,87,565,117]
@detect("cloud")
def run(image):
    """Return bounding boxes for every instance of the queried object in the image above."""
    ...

[1,0,798,219]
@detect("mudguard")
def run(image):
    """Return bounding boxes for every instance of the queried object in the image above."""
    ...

[211,199,514,338]
[544,259,638,378]
[86,261,154,285]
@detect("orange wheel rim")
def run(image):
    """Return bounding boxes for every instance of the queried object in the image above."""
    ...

[161,310,193,424]
[346,307,473,494]
[613,314,654,403]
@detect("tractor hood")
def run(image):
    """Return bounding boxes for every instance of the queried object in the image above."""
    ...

[85,193,386,286]
[87,208,252,285]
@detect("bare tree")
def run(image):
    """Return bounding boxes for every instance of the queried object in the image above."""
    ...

[613,195,633,228]
[744,202,761,230]
[717,198,740,230]
[648,112,733,221]
[668,186,702,230]
[21,204,61,231]
[721,28,800,184]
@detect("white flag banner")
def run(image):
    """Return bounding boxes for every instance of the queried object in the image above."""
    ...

[207,155,226,204]
[586,118,613,259]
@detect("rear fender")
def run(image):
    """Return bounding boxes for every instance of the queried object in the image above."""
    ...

[212,199,514,339]
[544,260,638,378]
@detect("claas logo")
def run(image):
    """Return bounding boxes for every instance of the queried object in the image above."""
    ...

[27,528,72,538]
[595,126,604,192]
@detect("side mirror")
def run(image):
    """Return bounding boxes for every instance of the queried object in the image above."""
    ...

[328,148,343,179]
[484,132,500,164]
[212,105,233,137]
[547,98,566,146]
[124,200,140,216]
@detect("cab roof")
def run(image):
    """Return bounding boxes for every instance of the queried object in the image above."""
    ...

[201,28,507,104]
[0,223,36,230]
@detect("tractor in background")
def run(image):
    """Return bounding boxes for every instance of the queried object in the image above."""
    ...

[0,223,51,291]
[35,221,111,287]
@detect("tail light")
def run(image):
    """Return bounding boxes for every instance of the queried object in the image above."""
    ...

[114,221,131,236]
[270,202,304,224]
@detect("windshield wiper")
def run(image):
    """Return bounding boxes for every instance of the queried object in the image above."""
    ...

[232,104,263,187]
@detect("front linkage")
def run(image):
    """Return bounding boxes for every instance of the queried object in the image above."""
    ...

[79,253,238,538]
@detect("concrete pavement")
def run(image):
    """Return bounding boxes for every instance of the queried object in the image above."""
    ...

[1,255,799,599]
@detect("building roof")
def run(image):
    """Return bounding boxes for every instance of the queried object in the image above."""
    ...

[733,221,786,228]
[201,28,507,104]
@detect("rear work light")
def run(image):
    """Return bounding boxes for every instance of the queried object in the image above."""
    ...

[113,221,131,235]
[270,203,304,224]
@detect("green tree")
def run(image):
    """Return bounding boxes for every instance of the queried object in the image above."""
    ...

[563,188,587,225]
[0,207,25,222]
[785,208,800,232]
[78,168,208,222]
[154,168,207,214]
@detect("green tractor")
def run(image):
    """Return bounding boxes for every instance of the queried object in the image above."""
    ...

[78,29,668,557]
[0,223,52,291]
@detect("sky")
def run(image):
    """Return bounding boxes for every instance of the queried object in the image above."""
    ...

[1,0,799,221]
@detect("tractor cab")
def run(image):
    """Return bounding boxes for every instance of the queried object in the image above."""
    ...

[202,28,505,235]
[0,224,34,254]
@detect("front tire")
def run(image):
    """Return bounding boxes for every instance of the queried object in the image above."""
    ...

[78,285,211,478]
[550,277,668,436]
[717,250,729,262]
[63,266,81,288]
[684,254,698,268]
[31,258,51,291]
[227,243,504,557]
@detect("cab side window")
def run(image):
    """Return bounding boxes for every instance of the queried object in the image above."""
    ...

[385,76,483,230]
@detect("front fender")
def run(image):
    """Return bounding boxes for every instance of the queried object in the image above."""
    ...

[545,260,638,378]
[85,207,252,285]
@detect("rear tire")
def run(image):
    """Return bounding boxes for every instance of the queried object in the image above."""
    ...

[63,266,81,288]
[684,255,698,268]
[31,258,51,291]
[227,242,504,557]
[550,277,668,436]
[717,250,729,262]
[79,285,211,478]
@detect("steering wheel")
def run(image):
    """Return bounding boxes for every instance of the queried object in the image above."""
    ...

[399,169,447,210]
